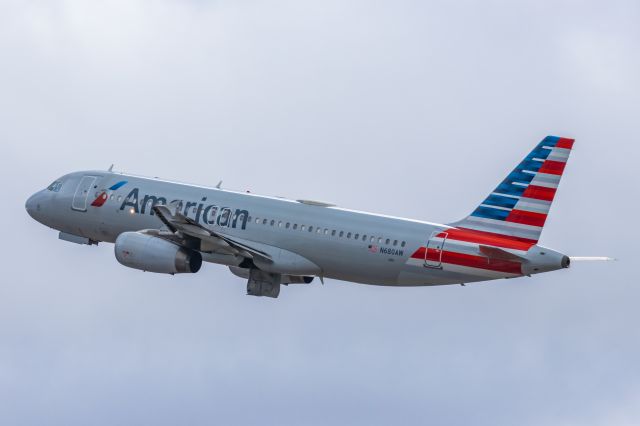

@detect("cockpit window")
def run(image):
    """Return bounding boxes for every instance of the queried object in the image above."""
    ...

[47,180,63,192]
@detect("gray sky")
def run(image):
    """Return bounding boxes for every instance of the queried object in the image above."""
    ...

[1,1,639,425]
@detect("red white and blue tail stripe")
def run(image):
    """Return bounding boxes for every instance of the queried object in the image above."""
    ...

[450,136,574,243]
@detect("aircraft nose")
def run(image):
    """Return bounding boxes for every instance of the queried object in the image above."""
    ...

[25,192,42,220]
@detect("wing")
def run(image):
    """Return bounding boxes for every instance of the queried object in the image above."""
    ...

[148,205,272,264]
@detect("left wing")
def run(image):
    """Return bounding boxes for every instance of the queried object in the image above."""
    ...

[151,205,272,263]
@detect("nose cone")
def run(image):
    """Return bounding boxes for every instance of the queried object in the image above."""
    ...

[25,192,44,222]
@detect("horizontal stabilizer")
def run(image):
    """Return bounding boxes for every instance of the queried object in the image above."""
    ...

[479,245,526,261]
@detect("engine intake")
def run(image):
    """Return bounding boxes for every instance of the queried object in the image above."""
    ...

[115,232,202,274]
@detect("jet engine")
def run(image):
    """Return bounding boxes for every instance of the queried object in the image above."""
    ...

[115,232,202,274]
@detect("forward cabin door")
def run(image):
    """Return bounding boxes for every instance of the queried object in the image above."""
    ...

[71,175,98,212]
[424,231,448,268]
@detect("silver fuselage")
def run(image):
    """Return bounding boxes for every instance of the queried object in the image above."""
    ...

[26,171,568,286]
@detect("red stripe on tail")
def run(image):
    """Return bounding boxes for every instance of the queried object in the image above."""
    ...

[506,209,547,227]
[538,160,566,175]
[521,185,556,201]
[556,138,574,149]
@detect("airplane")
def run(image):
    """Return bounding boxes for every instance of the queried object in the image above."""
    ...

[25,136,602,298]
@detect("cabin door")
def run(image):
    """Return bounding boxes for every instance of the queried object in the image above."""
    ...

[424,231,448,268]
[71,175,98,212]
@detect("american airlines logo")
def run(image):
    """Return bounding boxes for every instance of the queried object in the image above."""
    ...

[117,187,249,230]
[91,181,128,207]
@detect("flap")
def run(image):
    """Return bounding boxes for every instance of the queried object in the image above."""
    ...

[151,205,272,263]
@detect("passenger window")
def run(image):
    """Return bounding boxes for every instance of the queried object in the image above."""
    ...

[324,228,328,235]
[362,235,367,241]
[117,196,122,202]
[208,207,218,221]
[370,236,374,243]
[347,232,351,238]
[317,228,321,234]
[378,238,382,244]
[354,233,359,239]
[270,219,275,226]
[309,226,313,232]
[262,219,267,225]
[386,238,390,245]
[109,195,114,201]
[301,225,306,231]
[401,241,406,247]
[278,221,282,227]
[331,230,336,236]
[255,218,260,224]
[339,231,344,237]
[393,240,398,246]
[293,224,298,230]
[286,222,290,228]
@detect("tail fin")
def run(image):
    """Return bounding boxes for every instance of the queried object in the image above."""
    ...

[450,136,574,243]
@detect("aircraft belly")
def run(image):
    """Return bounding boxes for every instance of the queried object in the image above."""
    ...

[300,244,402,286]
[396,269,479,286]
[396,260,520,286]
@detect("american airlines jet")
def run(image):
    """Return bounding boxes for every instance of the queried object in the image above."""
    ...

[26,136,592,298]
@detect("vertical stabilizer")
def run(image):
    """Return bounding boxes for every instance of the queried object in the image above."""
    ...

[450,136,574,243]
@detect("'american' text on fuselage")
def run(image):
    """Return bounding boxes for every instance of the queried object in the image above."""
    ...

[119,188,249,229]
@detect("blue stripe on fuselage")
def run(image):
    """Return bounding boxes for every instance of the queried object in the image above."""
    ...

[109,181,128,190]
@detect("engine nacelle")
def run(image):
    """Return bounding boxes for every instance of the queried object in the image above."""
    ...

[115,232,202,274]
